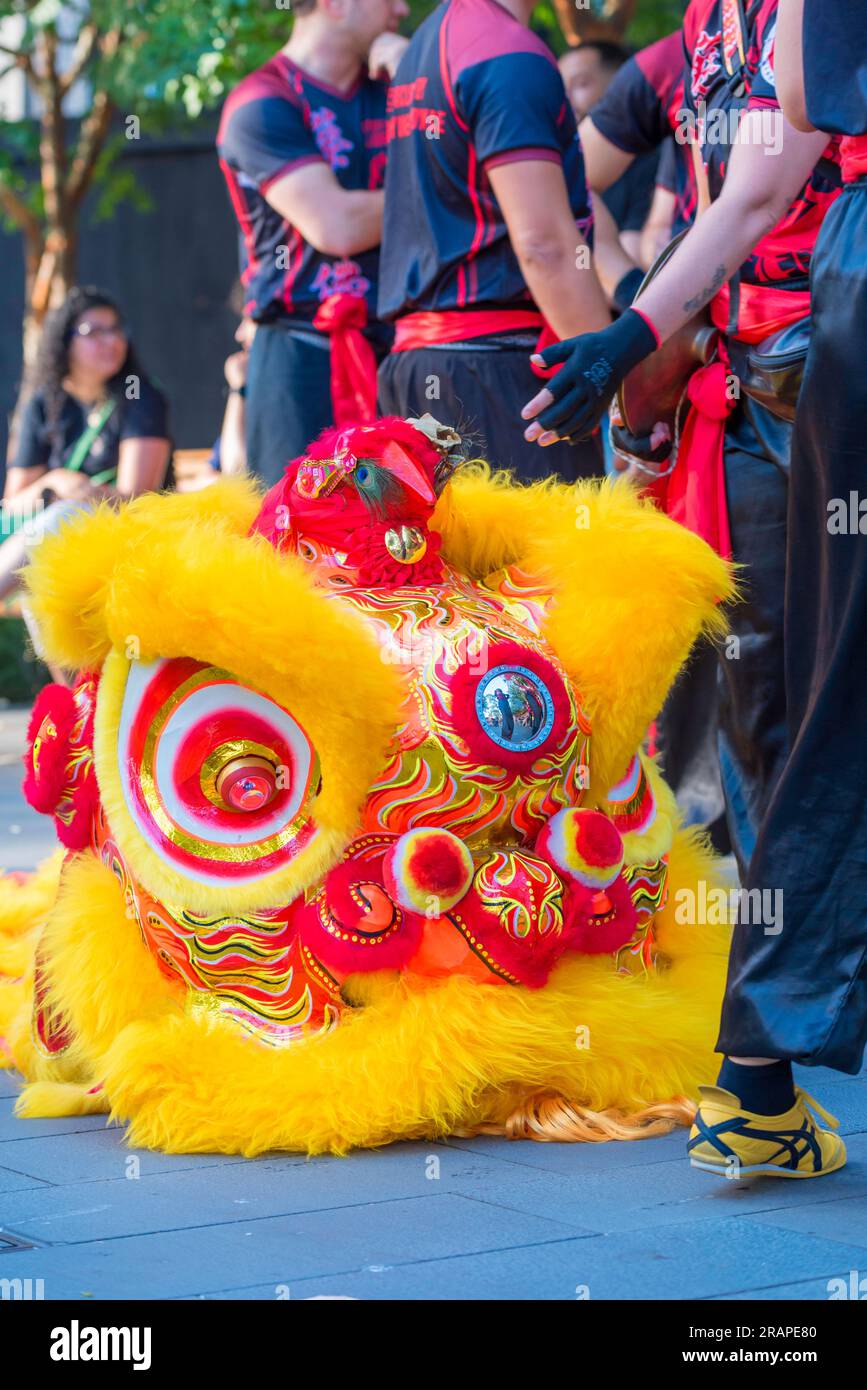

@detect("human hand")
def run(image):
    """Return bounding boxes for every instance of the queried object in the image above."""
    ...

[368,32,409,80]
[521,309,658,446]
[610,414,673,487]
[43,468,99,502]
[224,350,249,391]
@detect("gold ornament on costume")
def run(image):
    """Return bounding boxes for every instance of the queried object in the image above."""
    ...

[385,524,428,565]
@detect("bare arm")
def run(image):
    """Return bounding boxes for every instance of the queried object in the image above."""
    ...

[775,0,814,132]
[218,397,247,476]
[639,184,676,269]
[579,118,653,292]
[115,438,171,497]
[265,162,383,260]
[591,192,640,301]
[632,112,829,343]
[579,117,635,192]
[4,465,48,504]
[4,465,94,508]
[487,157,610,338]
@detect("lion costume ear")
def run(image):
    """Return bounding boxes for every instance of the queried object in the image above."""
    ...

[23,478,263,672]
[434,469,735,793]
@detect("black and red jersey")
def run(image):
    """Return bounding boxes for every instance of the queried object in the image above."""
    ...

[681,0,840,330]
[217,55,388,326]
[376,0,592,321]
[589,30,696,236]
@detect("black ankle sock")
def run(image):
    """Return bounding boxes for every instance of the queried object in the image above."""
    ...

[717,1058,795,1115]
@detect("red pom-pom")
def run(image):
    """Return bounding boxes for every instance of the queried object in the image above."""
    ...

[383,829,474,914]
[574,812,623,870]
[536,808,624,889]
[22,685,78,814]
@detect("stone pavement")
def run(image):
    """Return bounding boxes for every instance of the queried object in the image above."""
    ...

[1,702,865,1301]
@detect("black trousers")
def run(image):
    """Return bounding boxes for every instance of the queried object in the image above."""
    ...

[718,178,867,1072]
[657,396,790,871]
[377,335,605,484]
[245,322,335,489]
[717,395,792,879]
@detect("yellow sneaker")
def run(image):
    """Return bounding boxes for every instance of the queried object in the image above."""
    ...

[688,1085,847,1180]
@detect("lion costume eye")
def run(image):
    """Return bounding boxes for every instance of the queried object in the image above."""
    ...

[113,657,320,887]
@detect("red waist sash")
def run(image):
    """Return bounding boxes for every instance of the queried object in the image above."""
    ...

[312,292,377,426]
[659,285,810,560]
[392,308,559,379]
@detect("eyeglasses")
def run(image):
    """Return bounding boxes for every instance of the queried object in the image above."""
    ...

[73,322,127,340]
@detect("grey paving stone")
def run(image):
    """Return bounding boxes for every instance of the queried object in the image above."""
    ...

[444,1128,689,1175]
[746,1196,867,1251]
[0,1125,249,1185]
[710,1275,863,1301]
[0,1095,116,1141]
[446,1132,867,1236]
[0,1164,49,1195]
[0,1193,582,1299]
[190,1216,867,1301]
[0,1143,497,1244]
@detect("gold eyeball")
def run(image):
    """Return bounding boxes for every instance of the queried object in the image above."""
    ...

[384,525,427,565]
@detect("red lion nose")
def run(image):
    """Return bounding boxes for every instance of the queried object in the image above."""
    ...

[216,756,278,812]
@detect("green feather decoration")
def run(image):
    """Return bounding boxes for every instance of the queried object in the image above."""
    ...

[352,458,404,518]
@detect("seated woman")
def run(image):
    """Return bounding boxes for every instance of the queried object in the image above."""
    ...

[0,286,171,610]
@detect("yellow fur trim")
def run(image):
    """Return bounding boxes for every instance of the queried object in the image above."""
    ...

[1,854,183,1093]
[92,823,729,1156]
[16,1081,109,1119]
[434,468,735,792]
[24,478,264,671]
[0,851,63,940]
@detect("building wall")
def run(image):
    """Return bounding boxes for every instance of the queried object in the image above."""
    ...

[0,124,242,475]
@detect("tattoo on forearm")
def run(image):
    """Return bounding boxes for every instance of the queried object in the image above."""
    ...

[682,263,728,315]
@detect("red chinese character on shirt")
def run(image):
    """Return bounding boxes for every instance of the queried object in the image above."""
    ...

[691,28,722,100]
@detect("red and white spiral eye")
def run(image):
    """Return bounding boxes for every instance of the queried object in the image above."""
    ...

[116,657,320,886]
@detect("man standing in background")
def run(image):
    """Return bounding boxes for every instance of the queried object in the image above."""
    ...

[559,39,661,277]
[377,0,611,483]
[218,0,408,487]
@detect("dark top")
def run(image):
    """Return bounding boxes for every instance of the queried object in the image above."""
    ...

[590,31,696,235]
[377,0,593,320]
[655,136,679,192]
[803,0,867,135]
[13,380,170,480]
[601,150,660,234]
[217,54,388,331]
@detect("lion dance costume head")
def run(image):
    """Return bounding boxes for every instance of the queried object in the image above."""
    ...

[0,416,734,1155]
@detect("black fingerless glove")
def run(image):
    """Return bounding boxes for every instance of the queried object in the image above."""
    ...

[610,420,672,467]
[528,309,659,443]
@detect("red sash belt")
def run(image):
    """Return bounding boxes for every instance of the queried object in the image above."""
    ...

[312,292,377,426]
[841,135,867,183]
[661,287,811,559]
[392,308,560,379]
[662,339,736,560]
